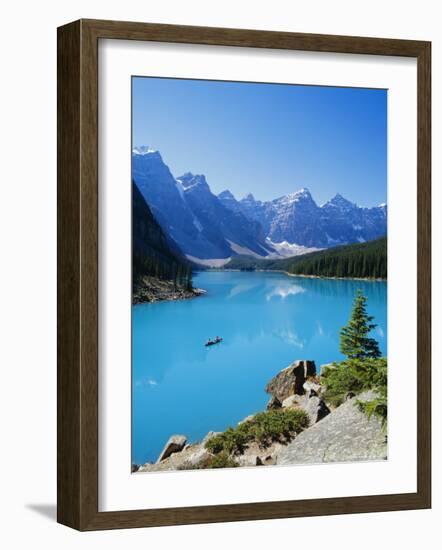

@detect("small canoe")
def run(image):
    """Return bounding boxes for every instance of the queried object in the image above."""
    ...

[205,338,223,347]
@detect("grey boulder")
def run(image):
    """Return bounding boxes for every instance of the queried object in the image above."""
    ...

[281,393,330,425]
[267,395,282,410]
[266,360,316,401]
[156,434,187,463]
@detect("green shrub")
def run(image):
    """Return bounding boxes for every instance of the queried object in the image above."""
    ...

[242,408,309,445]
[176,452,239,470]
[205,427,248,455]
[205,408,309,455]
[321,357,387,422]
[356,357,387,425]
[321,360,365,407]
[357,396,387,427]
[205,452,239,469]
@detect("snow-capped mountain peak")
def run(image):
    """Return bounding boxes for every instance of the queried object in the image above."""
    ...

[242,193,256,202]
[296,187,311,196]
[177,173,209,191]
[323,193,357,210]
[220,186,386,249]
[132,145,159,156]
[218,189,235,200]
[176,172,194,187]
[285,187,313,203]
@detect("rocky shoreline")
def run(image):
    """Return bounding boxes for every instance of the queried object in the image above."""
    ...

[133,275,206,305]
[133,359,387,473]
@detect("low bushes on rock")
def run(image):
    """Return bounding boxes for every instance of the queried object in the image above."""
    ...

[176,451,239,470]
[205,408,309,455]
[205,452,239,469]
[321,360,365,407]
[321,357,387,424]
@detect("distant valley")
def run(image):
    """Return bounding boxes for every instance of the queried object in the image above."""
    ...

[226,237,387,280]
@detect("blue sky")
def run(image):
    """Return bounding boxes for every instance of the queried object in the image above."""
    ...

[132,77,387,206]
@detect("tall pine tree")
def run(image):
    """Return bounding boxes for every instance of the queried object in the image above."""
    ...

[340,290,381,359]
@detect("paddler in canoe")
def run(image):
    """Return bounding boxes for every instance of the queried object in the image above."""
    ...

[205,336,223,347]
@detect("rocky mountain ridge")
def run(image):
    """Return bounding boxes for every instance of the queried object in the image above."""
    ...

[132,146,387,261]
[219,187,387,249]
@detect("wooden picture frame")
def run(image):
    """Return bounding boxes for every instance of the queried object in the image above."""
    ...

[57,19,431,531]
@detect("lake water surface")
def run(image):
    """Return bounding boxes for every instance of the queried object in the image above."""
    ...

[132,271,387,464]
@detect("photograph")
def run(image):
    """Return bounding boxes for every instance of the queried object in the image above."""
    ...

[1,0,433,539]
[131,76,388,473]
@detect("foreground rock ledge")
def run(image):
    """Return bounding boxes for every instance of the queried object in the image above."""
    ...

[277,391,387,465]
[135,364,386,472]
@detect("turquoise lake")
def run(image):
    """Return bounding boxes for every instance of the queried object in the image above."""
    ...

[132,271,387,464]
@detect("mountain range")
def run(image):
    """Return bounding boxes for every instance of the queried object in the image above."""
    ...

[132,146,387,263]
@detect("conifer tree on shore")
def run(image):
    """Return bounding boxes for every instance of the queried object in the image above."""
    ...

[340,290,381,360]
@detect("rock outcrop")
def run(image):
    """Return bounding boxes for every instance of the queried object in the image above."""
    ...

[138,432,222,472]
[304,395,330,424]
[156,434,187,463]
[281,392,330,425]
[139,441,211,472]
[266,395,282,410]
[266,360,329,426]
[236,440,283,467]
[133,275,206,304]
[303,379,322,397]
[277,391,387,465]
[266,360,316,401]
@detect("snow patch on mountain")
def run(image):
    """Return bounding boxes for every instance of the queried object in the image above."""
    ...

[132,146,158,155]
[265,239,323,258]
[227,240,267,258]
[193,217,203,232]
[175,179,186,199]
[325,233,341,245]
[178,173,209,191]
[285,187,313,203]
[185,255,231,267]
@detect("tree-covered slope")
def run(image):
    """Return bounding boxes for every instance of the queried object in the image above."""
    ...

[225,237,387,279]
[133,180,192,289]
